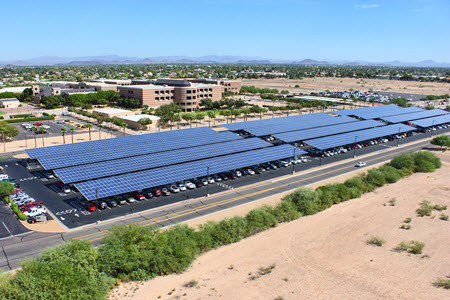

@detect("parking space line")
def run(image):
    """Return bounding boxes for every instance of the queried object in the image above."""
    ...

[1,221,12,237]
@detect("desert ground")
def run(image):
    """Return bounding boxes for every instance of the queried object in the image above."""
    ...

[110,150,450,300]
[242,77,450,96]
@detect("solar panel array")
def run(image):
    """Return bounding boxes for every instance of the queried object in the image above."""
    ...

[274,120,385,143]
[26,127,215,159]
[38,131,242,170]
[55,138,272,184]
[410,114,450,128]
[382,109,449,124]
[304,124,415,150]
[336,105,423,120]
[75,144,302,200]
[222,113,333,131]
[245,115,357,137]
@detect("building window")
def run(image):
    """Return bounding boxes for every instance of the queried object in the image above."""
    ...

[187,96,191,100]
[155,91,159,95]
[193,96,196,99]
[187,90,192,94]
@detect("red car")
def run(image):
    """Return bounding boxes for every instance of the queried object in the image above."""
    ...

[132,191,145,201]
[33,122,44,126]
[19,201,44,211]
[151,188,162,197]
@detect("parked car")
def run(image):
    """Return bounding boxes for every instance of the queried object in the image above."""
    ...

[213,174,222,182]
[104,198,118,207]
[24,207,47,217]
[219,173,229,181]
[207,176,215,184]
[168,184,180,193]
[33,122,44,126]
[143,190,154,199]
[177,182,187,191]
[193,180,203,188]
[201,178,208,185]
[124,194,137,203]
[184,180,196,189]
[355,161,366,167]
[44,171,54,179]
[132,191,146,201]
[151,187,162,197]
[27,214,49,224]
[114,195,127,205]
[161,187,171,196]
[19,200,42,210]
[56,181,71,193]
[95,200,108,209]
[77,198,97,211]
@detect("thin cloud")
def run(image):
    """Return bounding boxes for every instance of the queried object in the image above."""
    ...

[355,4,380,9]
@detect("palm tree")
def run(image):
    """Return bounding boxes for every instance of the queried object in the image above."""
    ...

[69,127,75,143]
[32,126,38,147]
[83,124,93,141]
[39,126,46,147]
[60,128,68,144]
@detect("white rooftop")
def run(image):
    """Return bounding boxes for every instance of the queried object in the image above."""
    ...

[296,96,343,102]
[93,108,133,114]
[119,114,160,122]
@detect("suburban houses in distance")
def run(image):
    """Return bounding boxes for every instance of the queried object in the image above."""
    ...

[31,78,241,112]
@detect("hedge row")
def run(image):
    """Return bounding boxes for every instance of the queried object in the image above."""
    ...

[10,114,35,119]
[10,203,27,221]
[0,151,442,299]
[5,116,55,124]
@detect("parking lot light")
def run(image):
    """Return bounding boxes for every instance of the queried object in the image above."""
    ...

[206,166,210,197]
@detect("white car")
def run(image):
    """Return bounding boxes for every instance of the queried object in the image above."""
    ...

[62,186,71,193]
[184,180,196,189]
[201,178,208,185]
[14,198,35,206]
[24,207,47,217]
[355,162,366,167]
[22,124,32,129]
[207,176,215,184]
[246,168,255,175]
[168,184,180,193]
[177,183,187,191]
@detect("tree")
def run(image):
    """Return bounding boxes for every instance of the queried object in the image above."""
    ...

[195,112,206,127]
[70,127,75,143]
[39,126,46,147]
[199,98,214,109]
[83,124,93,141]
[60,128,68,144]
[138,118,152,130]
[181,113,195,128]
[231,109,241,122]
[0,181,14,196]
[207,110,216,127]
[240,108,250,121]
[154,103,182,128]
[431,135,450,151]
[32,126,38,147]
[0,122,19,152]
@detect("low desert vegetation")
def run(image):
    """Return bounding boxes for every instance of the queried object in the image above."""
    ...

[250,264,276,280]
[397,240,426,254]
[417,200,447,217]
[367,236,386,246]
[403,217,412,223]
[440,214,449,221]
[400,224,411,230]
[0,151,441,299]
[434,277,450,289]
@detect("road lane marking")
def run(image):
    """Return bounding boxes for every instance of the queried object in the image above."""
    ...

[1,221,12,236]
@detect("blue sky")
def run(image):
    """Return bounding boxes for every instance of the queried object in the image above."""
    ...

[1,0,449,62]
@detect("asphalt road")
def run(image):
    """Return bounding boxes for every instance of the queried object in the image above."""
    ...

[0,133,445,271]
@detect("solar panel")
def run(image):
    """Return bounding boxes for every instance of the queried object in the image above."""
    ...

[274,120,385,143]
[26,127,216,159]
[336,105,423,120]
[75,144,303,200]
[382,109,448,124]
[245,116,357,136]
[38,131,242,170]
[304,124,416,150]
[55,138,272,184]
[222,113,334,131]
[410,114,450,128]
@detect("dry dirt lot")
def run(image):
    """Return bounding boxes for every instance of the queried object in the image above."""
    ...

[110,151,450,300]
[242,78,450,96]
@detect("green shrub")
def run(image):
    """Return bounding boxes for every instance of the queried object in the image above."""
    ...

[379,165,403,183]
[404,217,412,223]
[433,204,447,211]
[284,188,320,215]
[397,240,425,254]
[367,236,386,247]
[0,240,113,300]
[6,116,54,123]
[400,224,411,230]
[440,214,449,221]
[389,153,416,174]
[366,169,387,187]
[3,195,11,203]
[245,207,278,235]
[10,113,35,119]
[11,203,18,214]
[412,151,441,172]
[17,212,27,221]
[204,216,248,246]
[434,277,450,289]
[272,199,302,222]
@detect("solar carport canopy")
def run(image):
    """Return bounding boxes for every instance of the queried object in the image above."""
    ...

[410,114,450,128]
[75,144,303,200]
[304,124,415,150]
[222,113,333,132]
[382,109,448,124]
[336,105,423,120]
[26,127,215,159]
[244,115,357,137]
[274,120,385,143]
[38,131,241,170]
[55,138,272,184]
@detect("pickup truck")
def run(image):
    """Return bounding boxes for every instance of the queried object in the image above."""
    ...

[19,201,44,212]
[24,207,47,217]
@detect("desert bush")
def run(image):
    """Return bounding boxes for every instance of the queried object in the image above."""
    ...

[417,200,433,217]
[344,175,375,193]
[397,240,425,254]
[434,277,450,289]
[366,169,387,187]
[440,214,449,221]
[245,207,278,235]
[284,188,320,215]
[184,279,198,288]
[389,198,397,206]
[404,217,412,223]
[203,216,248,246]
[412,151,441,172]
[367,236,386,247]
[17,211,27,221]
[0,240,113,300]
[400,224,411,230]
[389,153,416,175]
[272,199,302,222]
[433,204,447,211]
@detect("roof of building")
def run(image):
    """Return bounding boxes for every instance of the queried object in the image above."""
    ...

[93,108,133,115]
[0,98,19,102]
[119,114,160,122]
[119,84,173,90]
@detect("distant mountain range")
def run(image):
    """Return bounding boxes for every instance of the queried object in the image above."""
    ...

[0,55,449,67]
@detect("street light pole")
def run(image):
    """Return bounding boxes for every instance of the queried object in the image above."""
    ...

[95,188,99,224]
[292,147,296,174]
[353,136,358,158]
[206,166,210,197]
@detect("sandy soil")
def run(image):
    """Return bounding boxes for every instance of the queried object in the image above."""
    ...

[20,220,66,233]
[110,151,450,300]
[242,78,450,96]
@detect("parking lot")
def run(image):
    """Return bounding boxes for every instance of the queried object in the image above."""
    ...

[2,126,448,230]
[12,120,84,141]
